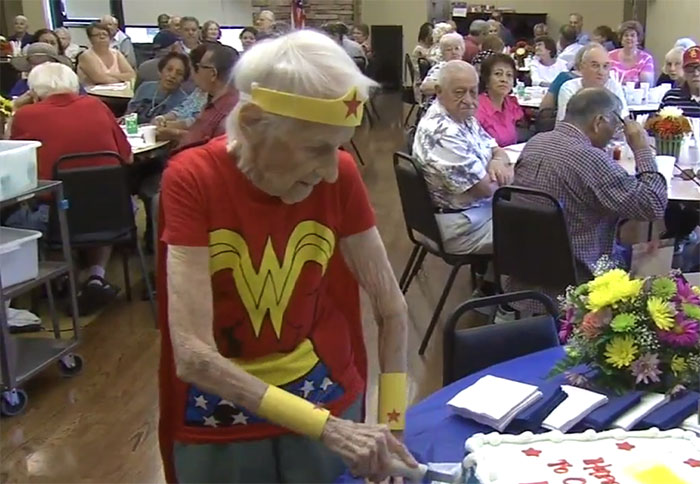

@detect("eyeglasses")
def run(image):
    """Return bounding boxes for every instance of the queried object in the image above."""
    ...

[608,111,626,134]
[194,63,216,73]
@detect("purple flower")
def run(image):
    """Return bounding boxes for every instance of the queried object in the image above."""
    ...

[674,277,700,305]
[565,371,589,387]
[630,353,662,385]
[657,314,700,347]
[559,308,574,343]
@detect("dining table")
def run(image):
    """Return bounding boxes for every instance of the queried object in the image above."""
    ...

[515,94,660,114]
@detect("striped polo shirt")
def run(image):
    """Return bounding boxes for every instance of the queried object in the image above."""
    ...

[660,85,700,118]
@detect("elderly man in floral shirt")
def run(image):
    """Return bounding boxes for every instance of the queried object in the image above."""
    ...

[412,60,513,255]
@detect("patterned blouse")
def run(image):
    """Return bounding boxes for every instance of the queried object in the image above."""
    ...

[609,49,655,84]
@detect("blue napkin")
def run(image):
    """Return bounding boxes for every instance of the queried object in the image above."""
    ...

[507,382,567,433]
[636,392,700,430]
[581,391,643,431]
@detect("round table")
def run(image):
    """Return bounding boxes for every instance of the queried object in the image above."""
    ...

[86,84,133,117]
[404,347,564,464]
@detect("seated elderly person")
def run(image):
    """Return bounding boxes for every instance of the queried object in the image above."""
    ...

[155,42,239,147]
[476,53,524,147]
[539,46,586,111]
[656,47,685,87]
[531,36,569,87]
[507,88,667,303]
[126,52,190,124]
[661,45,700,117]
[462,19,489,63]
[420,33,466,96]
[9,42,72,101]
[413,60,513,255]
[55,27,83,62]
[9,63,133,316]
[78,22,135,86]
[558,25,583,70]
[152,88,208,131]
[609,21,654,86]
[157,30,415,483]
[557,43,629,120]
[100,14,137,67]
[471,34,505,73]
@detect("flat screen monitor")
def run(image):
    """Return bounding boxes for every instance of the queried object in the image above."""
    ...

[125,26,159,44]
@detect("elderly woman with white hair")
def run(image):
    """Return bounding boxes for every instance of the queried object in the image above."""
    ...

[157,30,416,483]
[55,27,83,62]
[427,21,454,63]
[420,32,465,96]
[10,62,131,315]
[656,46,685,86]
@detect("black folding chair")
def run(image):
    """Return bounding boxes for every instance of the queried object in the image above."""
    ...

[533,107,557,134]
[442,291,559,386]
[402,54,419,127]
[48,152,156,324]
[393,152,491,355]
[492,186,579,295]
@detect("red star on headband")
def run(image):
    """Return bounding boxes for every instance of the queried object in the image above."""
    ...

[685,458,700,468]
[387,409,401,422]
[522,448,542,457]
[616,442,635,451]
[344,93,361,118]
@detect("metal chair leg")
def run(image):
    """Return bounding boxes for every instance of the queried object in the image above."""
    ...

[402,247,427,294]
[134,239,157,326]
[399,246,421,290]
[122,250,132,301]
[350,139,365,166]
[404,104,416,127]
[419,263,463,355]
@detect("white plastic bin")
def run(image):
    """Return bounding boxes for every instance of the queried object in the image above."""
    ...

[0,140,41,201]
[0,227,42,288]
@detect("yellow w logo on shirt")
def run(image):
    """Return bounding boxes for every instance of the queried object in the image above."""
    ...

[209,221,336,339]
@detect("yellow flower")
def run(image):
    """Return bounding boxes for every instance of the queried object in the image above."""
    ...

[671,355,688,376]
[516,47,526,56]
[647,297,675,330]
[693,286,700,297]
[658,106,684,118]
[586,269,642,311]
[604,336,638,368]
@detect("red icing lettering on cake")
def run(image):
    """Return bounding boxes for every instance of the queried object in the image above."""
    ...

[582,458,619,484]
[548,459,574,474]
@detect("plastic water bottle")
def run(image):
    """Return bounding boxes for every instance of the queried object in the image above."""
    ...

[516,81,525,98]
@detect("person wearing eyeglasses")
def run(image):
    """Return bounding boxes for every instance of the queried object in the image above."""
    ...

[660,45,700,118]
[557,43,628,121]
[77,22,135,86]
[157,42,239,147]
[507,88,667,312]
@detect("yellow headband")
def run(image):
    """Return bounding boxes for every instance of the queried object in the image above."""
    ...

[250,85,365,127]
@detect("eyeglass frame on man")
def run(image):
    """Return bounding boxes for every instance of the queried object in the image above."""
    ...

[194,63,217,73]
[683,64,700,76]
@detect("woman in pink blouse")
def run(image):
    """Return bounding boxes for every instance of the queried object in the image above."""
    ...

[475,53,524,147]
[609,20,655,85]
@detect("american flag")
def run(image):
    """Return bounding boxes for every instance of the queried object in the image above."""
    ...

[291,0,306,29]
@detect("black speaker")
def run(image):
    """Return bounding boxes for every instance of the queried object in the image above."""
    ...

[370,25,403,90]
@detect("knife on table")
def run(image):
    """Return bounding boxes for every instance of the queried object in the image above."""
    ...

[389,459,461,483]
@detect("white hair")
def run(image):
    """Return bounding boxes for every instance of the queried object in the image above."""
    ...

[15,15,28,22]
[55,27,71,38]
[437,60,476,88]
[28,63,79,99]
[100,15,117,24]
[579,42,607,63]
[259,10,275,21]
[228,30,376,139]
[663,47,685,74]
[432,22,453,43]
[440,32,465,51]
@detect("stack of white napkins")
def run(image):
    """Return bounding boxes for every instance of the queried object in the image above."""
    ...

[612,393,668,430]
[447,375,542,431]
[681,413,700,435]
[542,385,608,432]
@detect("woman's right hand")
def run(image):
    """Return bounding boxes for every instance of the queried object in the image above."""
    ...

[321,416,418,482]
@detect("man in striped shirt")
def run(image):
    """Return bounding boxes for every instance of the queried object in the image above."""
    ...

[660,45,700,118]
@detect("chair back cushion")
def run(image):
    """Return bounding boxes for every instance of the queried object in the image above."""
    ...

[49,153,135,244]
[493,186,577,288]
[447,316,559,384]
[393,152,443,248]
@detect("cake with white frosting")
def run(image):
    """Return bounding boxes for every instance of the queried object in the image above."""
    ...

[463,428,700,484]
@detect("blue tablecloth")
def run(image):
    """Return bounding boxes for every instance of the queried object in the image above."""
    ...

[404,346,565,463]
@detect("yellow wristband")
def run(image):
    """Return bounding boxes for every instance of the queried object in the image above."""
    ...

[378,372,407,430]
[257,385,331,439]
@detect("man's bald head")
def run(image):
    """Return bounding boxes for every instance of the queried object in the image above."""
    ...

[579,43,611,87]
[436,60,480,122]
[13,15,29,35]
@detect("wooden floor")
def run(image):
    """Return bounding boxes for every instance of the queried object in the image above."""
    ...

[0,93,482,483]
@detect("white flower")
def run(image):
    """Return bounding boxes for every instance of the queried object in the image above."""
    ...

[658,106,684,118]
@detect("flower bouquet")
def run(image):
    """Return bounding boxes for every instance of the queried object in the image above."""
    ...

[512,41,532,69]
[553,267,700,395]
[644,106,692,158]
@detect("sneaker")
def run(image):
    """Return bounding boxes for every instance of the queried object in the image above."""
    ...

[68,276,120,316]
[493,304,517,324]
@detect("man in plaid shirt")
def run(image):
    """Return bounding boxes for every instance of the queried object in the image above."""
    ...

[507,88,667,309]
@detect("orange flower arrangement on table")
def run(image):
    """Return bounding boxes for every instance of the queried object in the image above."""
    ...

[644,106,692,157]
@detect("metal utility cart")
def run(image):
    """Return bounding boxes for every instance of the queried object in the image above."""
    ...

[0,180,83,416]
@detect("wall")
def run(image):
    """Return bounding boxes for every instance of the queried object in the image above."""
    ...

[21,0,48,30]
[252,0,357,27]
[484,0,625,39]
[362,0,428,68]
[122,0,252,26]
[645,0,700,75]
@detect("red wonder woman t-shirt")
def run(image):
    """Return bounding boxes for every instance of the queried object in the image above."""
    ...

[157,136,374,478]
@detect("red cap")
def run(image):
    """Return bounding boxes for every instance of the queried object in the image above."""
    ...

[683,45,700,67]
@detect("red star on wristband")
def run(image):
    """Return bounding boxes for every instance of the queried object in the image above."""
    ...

[685,458,700,468]
[616,442,635,451]
[387,409,401,422]
[522,448,542,457]
[344,93,361,118]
